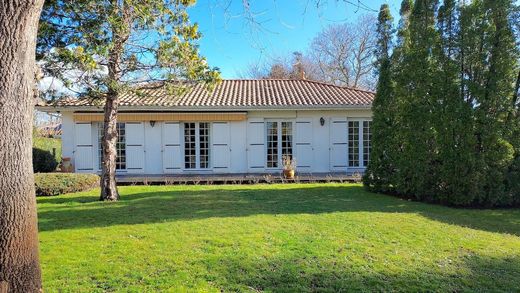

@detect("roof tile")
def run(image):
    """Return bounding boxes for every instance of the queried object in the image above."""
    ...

[48,79,374,108]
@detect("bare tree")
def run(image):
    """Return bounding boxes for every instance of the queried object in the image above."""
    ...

[241,52,320,80]
[309,14,377,89]
[0,0,44,291]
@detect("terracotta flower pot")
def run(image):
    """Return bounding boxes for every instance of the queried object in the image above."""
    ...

[61,157,73,173]
[283,169,295,179]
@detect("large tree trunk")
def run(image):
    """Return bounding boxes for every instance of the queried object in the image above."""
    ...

[0,0,44,292]
[99,95,120,201]
[99,1,132,201]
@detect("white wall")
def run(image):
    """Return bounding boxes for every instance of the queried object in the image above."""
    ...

[61,111,74,161]
[63,109,372,175]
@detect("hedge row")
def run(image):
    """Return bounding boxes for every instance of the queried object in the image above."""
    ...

[35,173,99,196]
[33,148,59,173]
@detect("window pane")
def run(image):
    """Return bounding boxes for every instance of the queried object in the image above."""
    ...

[281,122,293,159]
[266,122,278,168]
[363,121,372,167]
[348,121,360,167]
[184,123,196,169]
[199,122,210,169]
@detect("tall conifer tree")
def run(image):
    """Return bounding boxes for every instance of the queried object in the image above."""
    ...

[474,0,518,205]
[363,4,395,192]
[394,0,440,199]
[435,0,478,204]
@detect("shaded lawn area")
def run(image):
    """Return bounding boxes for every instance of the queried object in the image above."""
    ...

[37,183,520,292]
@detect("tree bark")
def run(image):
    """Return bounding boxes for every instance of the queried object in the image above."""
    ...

[0,0,44,292]
[99,0,132,201]
[99,95,120,201]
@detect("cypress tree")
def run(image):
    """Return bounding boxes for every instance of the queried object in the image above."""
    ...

[394,0,440,200]
[475,0,518,205]
[388,0,413,195]
[365,0,519,207]
[434,0,479,205]
[363,4,395,192]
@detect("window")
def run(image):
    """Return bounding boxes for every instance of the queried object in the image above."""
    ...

[266,121,293,168]
[347,120,371,168]
[184,122,210,169]
[363,121,372,167]
[266,122,278,168]
[348,121,360,167]
[199,123,210,168]
[98,123,126,170]
[184,123,196,169]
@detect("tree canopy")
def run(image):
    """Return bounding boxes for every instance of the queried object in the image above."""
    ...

[364,0,520,207]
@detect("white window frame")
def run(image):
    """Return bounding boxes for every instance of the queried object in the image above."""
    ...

[347,118,372,168]
[265,119,293,169]
[182,122,211,170]
[97,122,127,172]
[363,120,372,167]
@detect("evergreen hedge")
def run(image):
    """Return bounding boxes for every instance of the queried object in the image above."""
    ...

[35,173,99,196]
[33,148,59,173]
[364,0,520,207]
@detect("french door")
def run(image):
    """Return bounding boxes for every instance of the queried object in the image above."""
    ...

[348,120,372,168]
[183,122,210,169]
[266,121,293,168]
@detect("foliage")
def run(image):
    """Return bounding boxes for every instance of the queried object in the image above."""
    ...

[37,0,221,200]
[363,4,395,192]
[33,148,59,173]
[364,0,520,207]
[33,136,61,163]
[37,184,520,291]
[281,155,296,170]
[37,0,220,97]
[34,173,99,196]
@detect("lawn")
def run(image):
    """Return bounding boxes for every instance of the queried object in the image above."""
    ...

[37,183,520,292]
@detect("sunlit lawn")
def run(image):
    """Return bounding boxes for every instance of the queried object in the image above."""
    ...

[37,183,520,292]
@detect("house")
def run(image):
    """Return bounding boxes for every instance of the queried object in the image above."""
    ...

[36,79,374,177]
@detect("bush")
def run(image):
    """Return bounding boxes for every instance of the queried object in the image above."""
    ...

[35,173,99,196]
[33,148,59,173]
[33,136,61,162]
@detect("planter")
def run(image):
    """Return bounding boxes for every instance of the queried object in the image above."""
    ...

[283,169,295,179]
[61,157,73,173]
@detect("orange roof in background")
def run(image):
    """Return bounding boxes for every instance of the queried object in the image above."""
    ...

[47,79,374,109]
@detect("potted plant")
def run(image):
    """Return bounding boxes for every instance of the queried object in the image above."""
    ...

[282,155,296,179]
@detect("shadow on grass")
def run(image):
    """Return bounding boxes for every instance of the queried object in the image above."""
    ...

[205,253,520,292]
[37,185,520,235]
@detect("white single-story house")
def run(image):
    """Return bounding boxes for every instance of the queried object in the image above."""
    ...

[37,79,374,176]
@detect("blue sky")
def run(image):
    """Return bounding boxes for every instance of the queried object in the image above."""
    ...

[189,0,401,78]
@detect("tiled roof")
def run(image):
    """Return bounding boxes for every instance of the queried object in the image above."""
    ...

[46,79,374,109]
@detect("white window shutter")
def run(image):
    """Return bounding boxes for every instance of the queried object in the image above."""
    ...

[163,122,182,173]
[247,118,265,171]
[125,122,145,173]
[330,118,348,171]
[74,123,94,172]
[295,119,313,170]
[212,122,230,170]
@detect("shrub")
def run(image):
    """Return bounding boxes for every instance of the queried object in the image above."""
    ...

[33,148,59,173]
[33,136,61,162]
[35,173,99,196]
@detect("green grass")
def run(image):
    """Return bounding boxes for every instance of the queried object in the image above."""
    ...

[37,183,520,292]
[34,136,62,162]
